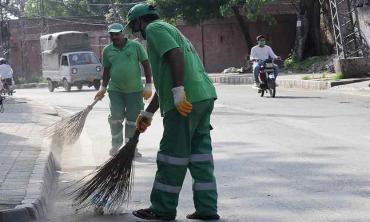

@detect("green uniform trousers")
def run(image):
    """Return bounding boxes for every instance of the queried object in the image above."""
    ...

[108,90,144,149]
[150,99,218,217]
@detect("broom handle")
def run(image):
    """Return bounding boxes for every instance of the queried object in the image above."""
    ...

[132,130,140,141]
[90,99,100,107]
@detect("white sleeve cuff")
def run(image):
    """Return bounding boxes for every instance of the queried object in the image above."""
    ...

[171,86,185,105]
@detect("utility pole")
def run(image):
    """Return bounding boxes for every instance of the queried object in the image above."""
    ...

[0,0,4,57]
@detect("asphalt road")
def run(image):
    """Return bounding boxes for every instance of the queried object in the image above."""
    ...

[15,85,370,222]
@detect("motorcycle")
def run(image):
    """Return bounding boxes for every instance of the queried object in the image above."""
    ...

[1,77,15,96]
[257,59,277,98]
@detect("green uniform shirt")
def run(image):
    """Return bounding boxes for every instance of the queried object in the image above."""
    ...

[103,39,148,93]
[145,20,217,114]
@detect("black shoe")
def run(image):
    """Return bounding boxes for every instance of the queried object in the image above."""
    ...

[133,208,176,221]
[186,212,220,220]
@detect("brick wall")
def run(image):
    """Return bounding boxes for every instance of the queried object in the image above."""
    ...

[178,14,296,73]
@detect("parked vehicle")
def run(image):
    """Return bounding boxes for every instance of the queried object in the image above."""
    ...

[40,31,102,92]
[0,77,14,96]
[258,59,277,98]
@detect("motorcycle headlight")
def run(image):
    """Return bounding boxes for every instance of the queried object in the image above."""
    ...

[72,68,78,74]
[96,66,102,72]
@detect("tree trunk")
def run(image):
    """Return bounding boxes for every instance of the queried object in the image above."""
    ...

[306,0,321,56]
[292,0,322,60]
[232,6,254,52]
[293,1,309,60]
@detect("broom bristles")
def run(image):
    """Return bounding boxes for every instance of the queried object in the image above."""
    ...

[71,131,140,211]
[45,104,93,145]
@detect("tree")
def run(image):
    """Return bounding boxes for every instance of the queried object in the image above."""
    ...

[23,0,109,17]
[151,0,274,50]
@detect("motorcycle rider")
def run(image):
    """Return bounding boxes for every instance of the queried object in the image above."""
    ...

[0,58,14,93]
[250,35,280,87]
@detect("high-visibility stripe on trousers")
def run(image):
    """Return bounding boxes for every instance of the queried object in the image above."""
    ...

[150,99,217,217]
[108,91,144,148]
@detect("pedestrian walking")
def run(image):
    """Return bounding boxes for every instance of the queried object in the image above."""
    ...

[125,4,219,221]
[95,23,153,157]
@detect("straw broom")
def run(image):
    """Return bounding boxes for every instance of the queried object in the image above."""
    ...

[71,130,140,211]
[45,99,99,145]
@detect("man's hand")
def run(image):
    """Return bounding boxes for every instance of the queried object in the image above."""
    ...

[143,83,152,100]
[136,111,154,133]
[95,87,107,100]
[172,86,192,117]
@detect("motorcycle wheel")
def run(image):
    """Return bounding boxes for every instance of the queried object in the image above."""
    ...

[267,81,276,98]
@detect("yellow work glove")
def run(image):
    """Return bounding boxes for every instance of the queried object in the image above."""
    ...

[143,83,152,100]
[172,86,192,117]
[136,111,154,133]
[95,86,106,100]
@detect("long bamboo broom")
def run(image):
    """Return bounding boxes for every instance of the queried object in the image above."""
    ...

[45,99,99,145]
[71,130,140,211]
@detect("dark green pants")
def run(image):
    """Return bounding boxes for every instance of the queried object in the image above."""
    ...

[150,99,218,217]
[108,91,143,149]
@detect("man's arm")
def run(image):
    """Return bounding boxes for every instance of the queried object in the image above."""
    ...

[102,67,111,88]
[141,60,152,84]
[95,66,110,100]
[250,47,256,61]
[164,47,192,117]
[164,48,184,87]
[268,46,278,59]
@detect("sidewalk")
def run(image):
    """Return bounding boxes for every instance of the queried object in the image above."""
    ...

[0,96,59,222]
[208,72,370,91]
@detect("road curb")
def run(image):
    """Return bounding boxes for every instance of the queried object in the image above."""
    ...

[14,83,48,89]
[12,141,57,222]
[209,74,370,90]
[276,79,331,90]
[210,75,254,85]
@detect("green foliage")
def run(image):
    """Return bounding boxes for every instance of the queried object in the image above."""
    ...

[151,0,273,25]
[302,75,312,80]
[333,72,344,80]
[284,56,325,71]
[24,0,106,17]
[220,0,273,21]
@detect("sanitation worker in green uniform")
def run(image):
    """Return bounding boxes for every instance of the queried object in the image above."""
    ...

[95,23,153,157]
[125,4,220,221]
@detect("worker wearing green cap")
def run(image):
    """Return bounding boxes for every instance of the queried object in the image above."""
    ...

[95,23,153,157]
[125,4,219,221]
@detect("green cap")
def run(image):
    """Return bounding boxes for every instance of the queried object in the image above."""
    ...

[123,3,158,34]
[127,3,158,24]
[108,23,124,33]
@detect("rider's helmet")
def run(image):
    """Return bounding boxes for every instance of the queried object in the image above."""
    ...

[0,58,6,65]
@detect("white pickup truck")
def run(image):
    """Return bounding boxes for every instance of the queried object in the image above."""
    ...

[41,31,102,92]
